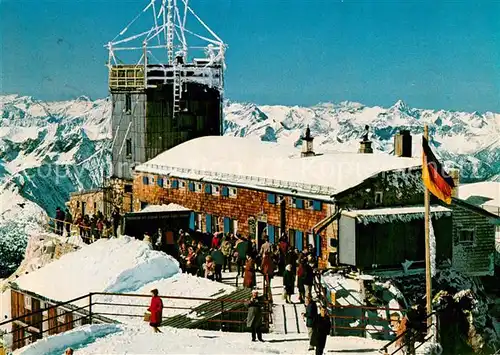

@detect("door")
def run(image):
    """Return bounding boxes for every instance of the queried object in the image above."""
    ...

[81,202,86,216]
[257,221,267,249]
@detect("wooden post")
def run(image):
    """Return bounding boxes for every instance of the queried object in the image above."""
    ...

[423,125,432,328]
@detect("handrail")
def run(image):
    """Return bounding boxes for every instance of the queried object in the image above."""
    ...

[379,311,438,355]
[44,215,114,242]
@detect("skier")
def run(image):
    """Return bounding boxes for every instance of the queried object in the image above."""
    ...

[148,289,163,333]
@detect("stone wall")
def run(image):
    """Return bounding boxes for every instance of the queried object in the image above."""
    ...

[451,202,496,276]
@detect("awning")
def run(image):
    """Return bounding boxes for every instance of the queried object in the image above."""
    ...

[342,205,452,225]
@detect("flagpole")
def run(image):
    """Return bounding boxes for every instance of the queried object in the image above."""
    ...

[424,124,432,327]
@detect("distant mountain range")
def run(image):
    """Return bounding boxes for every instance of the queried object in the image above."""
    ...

[0,94,499,274]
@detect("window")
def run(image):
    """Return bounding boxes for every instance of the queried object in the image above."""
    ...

[292,197,304,209]
[267,193,277,204]
[171,179,179,189]
[93,202,97,210]
[195,183,203,193]
[212,185,220,196]
[188,182,195,192]
[57,308,65,323]
[124,185,133,193]
[126,138,132,157]
[24,296,32,311]
[180,181,186,189]
[163,179,171,188]
[195,213,202,230]
[375,191,383,205]
[458,228,475,244]
[157,177,164,188]
[143,176,149,185]
[125,93,131,113]
[229,187,237,198]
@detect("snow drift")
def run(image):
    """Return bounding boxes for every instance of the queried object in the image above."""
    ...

[13,236,180,301]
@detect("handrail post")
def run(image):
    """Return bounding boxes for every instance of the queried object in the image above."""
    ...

[220,301,224,331]
[88,293,93,324]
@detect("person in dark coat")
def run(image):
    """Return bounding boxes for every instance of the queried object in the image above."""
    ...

[211,246,224,282]
[111,207,121,237]
[64,209,73,237]
[283,264,295,303]
[148,288,163,333]
[236,237,249,277]
[246,290,264,342]
[302,296,318,351]
[312,306,331,355]
[297,260,306,303]
[303,261,314,299]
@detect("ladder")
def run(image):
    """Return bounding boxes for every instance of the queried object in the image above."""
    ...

[173,65,182,118]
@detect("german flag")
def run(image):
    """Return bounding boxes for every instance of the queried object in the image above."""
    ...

[422,137,455,204]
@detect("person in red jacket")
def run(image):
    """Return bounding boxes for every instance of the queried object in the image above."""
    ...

[148,289,163,333]
[211,232,222,249]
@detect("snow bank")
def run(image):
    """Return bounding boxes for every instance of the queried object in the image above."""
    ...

[13,324,122,355]
[93,273,235,324]
[18,324,386,355]
[15,236,180,301]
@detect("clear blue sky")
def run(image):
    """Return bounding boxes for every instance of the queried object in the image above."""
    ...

[1,0,499,112]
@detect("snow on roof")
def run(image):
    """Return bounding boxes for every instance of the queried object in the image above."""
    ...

[459,181,500,208]
[15,236,180,302]
[135,136,421,197]
[136,203,191,214]
[342,205,452,225]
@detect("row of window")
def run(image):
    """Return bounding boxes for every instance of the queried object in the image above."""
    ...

[187,212,319,255]
[142,176,238,197]
[267,193,323,211]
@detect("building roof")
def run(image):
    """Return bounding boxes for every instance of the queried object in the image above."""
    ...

[342,205,452,225]
[136,203,191,214]
[135,136,421,199]
[458,181,500,208]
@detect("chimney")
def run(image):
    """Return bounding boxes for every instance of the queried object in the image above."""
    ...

[358,125,373,154]
[394,130,412,157]
[448,168,460,197]
[301,125,315,157]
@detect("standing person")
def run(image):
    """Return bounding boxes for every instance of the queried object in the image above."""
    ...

[303,259,314,300]
[246,290,264,342]
[221,234,233,272]
[64,208,73,237]
[211,246,224,282]
[236,236,249,278]
[297,259,306,303]
[55,207,65,235]
[312,306,331,355]
[283,264,295,304]
[259,235,271,256]
[211,232,222,249]
[302,296,318,351]
[261,251,275,297]
[243,255,256,289]
[204,255,216,281]
[111,207,121,237]
[148,289,163,333]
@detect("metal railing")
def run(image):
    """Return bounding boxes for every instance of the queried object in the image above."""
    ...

[44,216,114,244]
[0,291,270,352]
[379,312,438,355]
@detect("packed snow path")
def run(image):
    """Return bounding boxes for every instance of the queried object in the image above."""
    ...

[221,271,313,335]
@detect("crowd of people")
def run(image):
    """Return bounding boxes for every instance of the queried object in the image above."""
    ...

[53,206,123,243]
[175,230,319,300]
